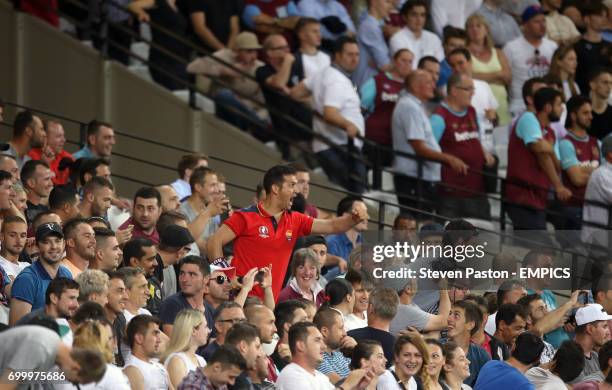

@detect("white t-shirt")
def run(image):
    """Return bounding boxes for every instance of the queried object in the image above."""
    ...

[304,66,364,153]
[472,79,499,151]
[123,308,151,324]
[56,364,130,390]
[344,313,368,332]
[503,36,557,115]
[301,51,331,79]
[389,28,444,65]
[0,256,29,279]
[276,363,335,390]
[485,311,497,335]
[525,367,566,390]
[430,0,482,37]
[124,355,170,390]
[377,369,418,390]
[164,351,206,373]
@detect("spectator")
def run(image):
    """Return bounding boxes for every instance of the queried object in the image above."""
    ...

[6,110,44,169]
[28,120,73,185]
[11,181,28,216]
[90,227,122,271]
[119,187,162,244]
[418,57,442,100]
[526,340,585,389]
[430,0,481,38]
[440,341,471,390]
[298,0,355,45]
[76,269,109,306]
[437,27,467,92]
[360,48,414,166]
[118,267,152,326]
[207,164,368,300]
[224,322,265,389]
[392,212,419,244]
[0,154,20,181]
[9,223,71,325]
[123,315,171,388]
[279,248,325,306]
[390,279,451,335]
[466,13,512,127]
[289,163,325,219]
[353,0,392,87]
[73,120,116,160]
[157,225,194,297]
[593,275,612,321]
[203,302,246,360]
[123,238,163,316]
[476,0,521,47]
[290,37,367,193]
[475,332,544,389]
[156,185,181,213]
[463,295,492,357]
[313,307,355,383]
[430,71,494,219]
[447,300,491,386]
[490,303,527,360]
[273,300,309,370]
[182,0,240,53]
[377,333,430,389]
[391,70,467,218]
[503,5,558,116]
[574,3,612,95]
[22,160,53,223]
[389,0,444,65]
[348,287,398,367]
[242,0,300,46]
[349,339,387,379]
[344,269,371,331]
[559,95,599,230]
[0,215,29,279]
[159,256,212,335]
[78,177,114,219]
[542,0,581,45]
[548,45,581,101]
[244,303,279,381]
[424,339,445,389]
[587,68,612,140]
[48,186,80,224]
[573,304,612,383]
[160,309,209,388]
[504,88,571,236]
[171,153,209,201]
[177,345,246,389]
[61,218,96,278]
[103,270,129,366]
[323,278,354,328]
[295,18,330,79]
[187,32,268,137]
[326,197,367,264]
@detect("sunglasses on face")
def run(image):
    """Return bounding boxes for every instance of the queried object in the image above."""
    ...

[213,275,230,284]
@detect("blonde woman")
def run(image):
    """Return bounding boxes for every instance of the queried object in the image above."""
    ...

[466,13,512,126]
[378,333,433,389]
[548,45,580,101]
[160,309,209,388]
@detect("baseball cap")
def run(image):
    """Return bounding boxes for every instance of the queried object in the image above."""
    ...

[35,223,64,242]
[0,144,9,151]
[235,32,262,50]
[602,135,612,156]
[522,5,545,23]
[160,225,194,248]
[575,303,612,326]
[210,264,236,279]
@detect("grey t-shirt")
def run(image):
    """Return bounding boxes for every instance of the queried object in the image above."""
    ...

[179,201,219,240]
[389,303,432,335]
[571,351,600,384]
[162,265,177,298]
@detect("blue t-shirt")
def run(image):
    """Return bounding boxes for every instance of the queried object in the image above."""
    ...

[474,360,535,390]
[11,261,73,311]
[159,292,215,334]
[326,233,362,261]
[466,342,491,387]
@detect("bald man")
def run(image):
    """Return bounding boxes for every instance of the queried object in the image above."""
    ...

[391,69,468,219]
[156,185,181,212]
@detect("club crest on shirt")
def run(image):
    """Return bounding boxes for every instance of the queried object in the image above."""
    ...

[258,226,269,238]
[286,230,293,241]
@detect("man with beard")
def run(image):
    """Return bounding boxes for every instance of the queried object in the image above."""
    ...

[73,120,116,160]
[314,308,356,384]
[9,222,72,325]
[28,120,74,185]
[504,87,571,237]
[90,227,122,271]
[104,270,129,366]
[245,304,279,381]
[123,314,171,389]
[22,160,54,223]
[49,186,81,224]
[224,322,264,390]
[119,187,162,244]
[0,215,29,279]
[123,238,162,316]
[6,110,45,169]
[572,304,612,383]
[15,277,80,345]
[156,185,181,212]
[78,177,114,219]
[61,218,96,278]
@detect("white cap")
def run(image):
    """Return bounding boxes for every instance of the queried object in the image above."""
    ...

[575,303,612,326]
[210,264,236,279]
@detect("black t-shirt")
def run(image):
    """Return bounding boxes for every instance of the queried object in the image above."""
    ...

[145,276,163,316]
[149,0,190,61]
[179,0,241,51]
[25,201,48,225]
[574,38,612,94]
[589,104,612,140]
[347,326,396,368]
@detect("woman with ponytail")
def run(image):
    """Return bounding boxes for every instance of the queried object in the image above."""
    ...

[324,278,355,330]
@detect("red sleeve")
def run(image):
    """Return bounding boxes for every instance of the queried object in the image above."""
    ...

[295,212,314,237]
[223,211,247,237]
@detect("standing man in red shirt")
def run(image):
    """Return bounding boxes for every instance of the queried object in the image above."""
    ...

[207,165,368,300]
[28,120,73,186]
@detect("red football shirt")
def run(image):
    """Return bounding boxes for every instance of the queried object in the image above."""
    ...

[28,148,74,185]
[224,202,313,300]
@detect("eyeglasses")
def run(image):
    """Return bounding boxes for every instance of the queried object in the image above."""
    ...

[218,318,247,324]
[214,275,230,284]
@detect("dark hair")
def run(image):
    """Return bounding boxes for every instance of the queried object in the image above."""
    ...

[440,341,461,380]
[517,293,543,312]
[551,340,585,382]
[400,0,428,17]
[350,340,383,369]
[62,217,89,240]
[448,47,471,62]
[225,322,260,347]
[295,17,319,34]
[497,279,526,305]
[534,87,563,112]
[263,165,297,194]
[208,345,247,370]
[177,153,208,179]
[288,321,317,354]
[126,314,160,348]
[495,303,527,328]
[86,120,112,141]
[588,67,612,83]
[93,227,116,248]
[453,300,482,337]
[291,192,306,213]
[593,275,612,305]
[333,36,358,55]
[45,277,80,305]
[324,278,353,306]
[345,268,370,288]
[122,238,155,267]
[418,56,439,69]
[79,158,111,185]
[133,187,161,206]
[303,235,327,248]
[583,2,608,17]
[71,301,107,325]
[463,294,489,315]
[32,210,60,231]
[565,95,592,128]
[106,269,124,282]
[393,48,413,60]
[313,307,342,331]
[522,248,553,267]
[21,160,49,188]
[443,26,467,44]
[393,212,416,228]
[599,340,612,372]
[522,77,546,105]
[49,186,78,211]
[442,219,477,247]
[13,110,35,138]
[447,72,466,94]
[214,301,243,322]
[336,196,363,216]
[511,332,545,365]
[189,166,216,192]
[179,255,211,277]
[1,215,26,230]
[0,170,12,184]
[275,300,307,339]
[157,211,188,234]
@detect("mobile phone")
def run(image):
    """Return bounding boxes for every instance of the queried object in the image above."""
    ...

[255,270,266,284]
[579,291,589,305]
